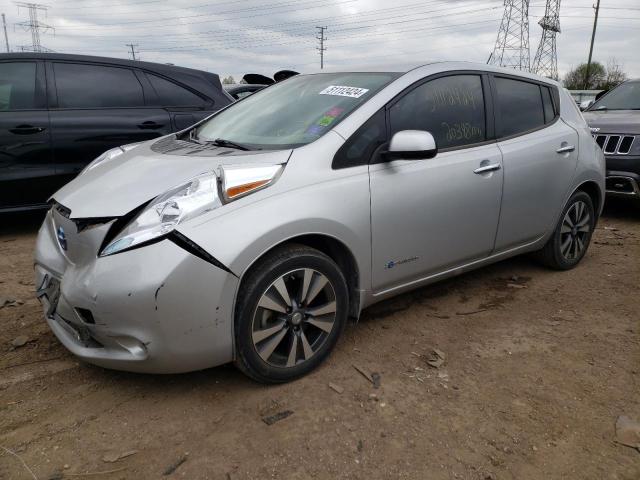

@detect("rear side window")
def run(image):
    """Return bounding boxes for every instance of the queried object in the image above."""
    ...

[147,73,207,107]
[54,63,144,108]
[0,62,37,110]
[494,77,545,137]
[389,75,486,149]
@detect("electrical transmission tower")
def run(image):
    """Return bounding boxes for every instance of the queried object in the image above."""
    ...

[488,0,530,71]
[14,2,53,52]
[532,0,561,79]
[316,26,327,69]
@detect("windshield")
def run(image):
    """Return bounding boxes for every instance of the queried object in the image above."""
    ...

[589,81,640,111]
[196,72,399,150]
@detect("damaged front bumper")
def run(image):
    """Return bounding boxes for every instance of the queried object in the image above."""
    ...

[34,206,238,373]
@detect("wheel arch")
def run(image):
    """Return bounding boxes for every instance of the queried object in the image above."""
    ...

[237,233,362,321]
[575,180,602,216]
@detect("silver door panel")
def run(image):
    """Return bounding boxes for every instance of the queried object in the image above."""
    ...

[494,120,579,251]
[369,143,503,292]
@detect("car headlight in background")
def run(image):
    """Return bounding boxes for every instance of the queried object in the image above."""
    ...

[100,164,283,257]
[80,142,144,176]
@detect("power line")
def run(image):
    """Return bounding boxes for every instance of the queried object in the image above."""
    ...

[118,3,503,52]
[316,26,327,69]
[51,0,358,29]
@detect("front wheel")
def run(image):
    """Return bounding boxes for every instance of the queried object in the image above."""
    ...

[234,244,348,383]
[535,191,595,270]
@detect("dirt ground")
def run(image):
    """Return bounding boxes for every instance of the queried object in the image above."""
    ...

[0,200,638,480]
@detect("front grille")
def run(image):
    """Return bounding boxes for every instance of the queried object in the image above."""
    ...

[593,134,635,155]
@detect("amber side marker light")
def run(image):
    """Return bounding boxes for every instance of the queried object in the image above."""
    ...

[226,179,270,199]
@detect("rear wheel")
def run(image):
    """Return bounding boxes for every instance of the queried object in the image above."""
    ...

[535,191,595,270]
[234,244,348,383]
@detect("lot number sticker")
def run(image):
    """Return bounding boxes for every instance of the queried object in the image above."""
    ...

[319,85,369,98]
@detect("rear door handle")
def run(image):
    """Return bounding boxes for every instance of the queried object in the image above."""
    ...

[474,163,502,174]
[556,145,575,154]
[9,125,46,135]
[137,121,164,130]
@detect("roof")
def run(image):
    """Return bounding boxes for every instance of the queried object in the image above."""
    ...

[0,52,215,78]
[304,61,562,86]
[0,52,228,102]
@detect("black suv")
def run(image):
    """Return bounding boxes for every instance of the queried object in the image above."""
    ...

[0,53,232,212]
[583,79,640,201]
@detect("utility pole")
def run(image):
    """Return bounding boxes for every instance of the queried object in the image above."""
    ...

[584,0,600,89]
[316,26,327,69]
[14,2,53,52]
[126,43,139,60]
[2,14,9,52]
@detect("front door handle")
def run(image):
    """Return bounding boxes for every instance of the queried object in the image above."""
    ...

[474,163,502,174]
[9,125,46,135]
[556,145,575,154]
[137,121,164,130]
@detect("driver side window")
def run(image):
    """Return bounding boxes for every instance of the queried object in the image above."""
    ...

[389,75,486,149]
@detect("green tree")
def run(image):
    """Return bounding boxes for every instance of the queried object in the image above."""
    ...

[563,62,605,90]
[563,59,628,90]
[222,75,235,85]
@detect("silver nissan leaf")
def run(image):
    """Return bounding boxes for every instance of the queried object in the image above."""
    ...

[35,62,605,382]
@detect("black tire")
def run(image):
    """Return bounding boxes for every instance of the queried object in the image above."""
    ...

[234,244,348,383]
[535,190,595,270]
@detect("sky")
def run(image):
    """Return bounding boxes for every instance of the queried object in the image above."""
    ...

[0,0,638,83]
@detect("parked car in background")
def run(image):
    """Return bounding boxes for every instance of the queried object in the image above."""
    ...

[223,83,266,100]
[583,79,640,199]
[35,62,604,382]
[223,70,300,100]
[0,53,232,212]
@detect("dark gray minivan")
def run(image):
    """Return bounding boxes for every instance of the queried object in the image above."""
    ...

[0,53,232,212]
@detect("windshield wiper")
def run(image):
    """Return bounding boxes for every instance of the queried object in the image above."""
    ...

[208,138,252,151]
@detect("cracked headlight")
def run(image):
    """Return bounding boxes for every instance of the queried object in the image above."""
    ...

[80,142,144,176]
[100,172,220,256]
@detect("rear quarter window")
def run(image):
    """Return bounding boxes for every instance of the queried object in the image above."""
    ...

[146,73,208,107]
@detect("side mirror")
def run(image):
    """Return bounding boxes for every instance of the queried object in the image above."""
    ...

[383,130,437,161]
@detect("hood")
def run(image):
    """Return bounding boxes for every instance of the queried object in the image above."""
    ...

[582,110,640,134]
[52,139,292,218]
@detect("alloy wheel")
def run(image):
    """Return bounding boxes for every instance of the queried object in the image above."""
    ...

[560,200,591,261]
[251,268,337,368]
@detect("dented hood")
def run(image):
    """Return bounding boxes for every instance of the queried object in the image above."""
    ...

[52,138,292,218]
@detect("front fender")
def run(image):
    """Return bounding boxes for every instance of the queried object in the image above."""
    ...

[175,164,372,292]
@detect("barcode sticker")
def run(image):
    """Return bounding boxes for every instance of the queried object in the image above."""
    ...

[319,85,369,98]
